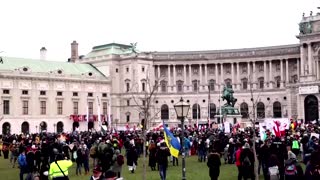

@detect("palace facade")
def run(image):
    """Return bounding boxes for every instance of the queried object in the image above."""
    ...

[2,13,320,134]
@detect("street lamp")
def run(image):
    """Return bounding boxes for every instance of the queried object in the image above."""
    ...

[174,97,190,180]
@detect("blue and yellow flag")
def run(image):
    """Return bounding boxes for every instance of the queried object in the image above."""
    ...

[163,124,181,158]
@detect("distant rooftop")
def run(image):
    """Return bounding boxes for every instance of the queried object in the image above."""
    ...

[85,43,135,58]
[0,57,106,78]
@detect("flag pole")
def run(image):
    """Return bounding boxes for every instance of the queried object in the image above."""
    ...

[96,96,101,129]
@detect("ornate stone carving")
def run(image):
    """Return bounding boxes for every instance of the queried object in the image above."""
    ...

[1,80,13,89]
[19,81,32,89]
[37,82,49,90]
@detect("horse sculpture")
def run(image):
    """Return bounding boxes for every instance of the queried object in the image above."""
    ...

[221,86,237,107]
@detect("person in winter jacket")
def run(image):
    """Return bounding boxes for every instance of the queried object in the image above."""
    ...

[156,142,171,180]
[127,144,138,173]
[240,143,255,180]
[235,143,243,180]
[18,148,28,180]
[284,151,304,180]
[207,148,221,180]
[112,149,123,178]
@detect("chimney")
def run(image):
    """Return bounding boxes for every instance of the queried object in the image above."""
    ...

[70,40,78,63]
[40,47,47,60]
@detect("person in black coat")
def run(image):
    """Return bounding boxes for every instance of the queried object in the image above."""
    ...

[240,143,255,180]
[127,144,138,173]
[207,148,221,180]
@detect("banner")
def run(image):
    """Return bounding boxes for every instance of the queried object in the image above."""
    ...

[264,118,290,137]
[224,122,230,133]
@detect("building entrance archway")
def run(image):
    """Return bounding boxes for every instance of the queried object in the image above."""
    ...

[304,95,319,123]
[2,122,11,135]
[73,122,79,131]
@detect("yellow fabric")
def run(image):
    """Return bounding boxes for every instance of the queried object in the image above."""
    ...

[49,160,72,179]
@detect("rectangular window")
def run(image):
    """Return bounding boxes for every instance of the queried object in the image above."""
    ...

[40,101,46,115]
[102,93,107,97]
[57,91,63,96]
[22,90,28,95]
[73,92,78,96]
[142,100,146,106]
[3,100,9,115]
[116,68,118,73]
[88,92,93,97]
[126,67,129,72]
[22,100,28,115]
[126,115,130,122]
[177,82,183,92]
[88,102,93,115]
[73,102,78,115]
[259,64,263,72]
[3,89,10,94]
[243,81,248,90]
[142,82,145,91]
[127,100,130,106]
[126,83,130,92]
[259,80,264,89]
[40,91,46,95]
[103,102,108,115]
[57,101,63,115]
[142,67,145,72]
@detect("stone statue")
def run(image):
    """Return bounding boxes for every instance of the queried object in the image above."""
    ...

[130,42,138,53]
[221,86,237,107]
[299,22,312,34]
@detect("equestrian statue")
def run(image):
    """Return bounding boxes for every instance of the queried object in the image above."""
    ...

[221,86,237,107]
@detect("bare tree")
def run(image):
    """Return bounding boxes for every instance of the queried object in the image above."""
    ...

[130,67,161,180]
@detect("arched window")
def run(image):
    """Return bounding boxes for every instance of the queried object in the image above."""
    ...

[161,104,169,120]
[305,95,319,123]
[240,102,249,118]
[257,102,265,118]
[2,122,11,135]
[209,79,215,91]
[209,103,216,119]
[192,104,201,119]
[40,121,47,132]
[57,121,64,133]
[273,101,282,118]
[21,121,29,134]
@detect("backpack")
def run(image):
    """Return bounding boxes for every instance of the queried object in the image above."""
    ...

[269,166,280,180]
[90,145,97,158]
[285,164,297,176]
[310,165,320,177]
[242,156,251,167]
[117,155,124,166]
[18,154,26,167]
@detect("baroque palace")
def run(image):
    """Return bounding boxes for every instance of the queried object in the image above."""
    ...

[1,13,320,134]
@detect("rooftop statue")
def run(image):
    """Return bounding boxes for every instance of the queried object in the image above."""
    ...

[221,86,237,107]
[130,42,138,54]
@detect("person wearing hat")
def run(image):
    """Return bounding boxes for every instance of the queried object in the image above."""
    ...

[90,166,104,180]
[284,151,303,180]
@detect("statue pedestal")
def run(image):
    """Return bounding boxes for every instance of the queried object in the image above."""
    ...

[224,114,243,125]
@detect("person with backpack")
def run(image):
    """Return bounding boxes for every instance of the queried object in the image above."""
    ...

[156,142,171,180]
[240,143,255,180]
[18,147,28,180]
[284,151,304,180]
[112,149,124,178]
[305,150,320,180]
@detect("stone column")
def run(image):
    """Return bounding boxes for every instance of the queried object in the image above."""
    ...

[168,65,171,85]
[189,64,192,88]
[300,45,305,76]
[215,64,219,90]
[237,62,240,90]
[173,65,176,91]
[297,59,300,80]
[158,65,161,79]
[308,43,313,75]
[231,63,234,88]
[269,60,273,89]
[280,60,284,88]
[252,61,257,89]
[220,63,224,86]
[247,62,251,78]
[204,64,208,84]
[183,65,187,91]
[264,61,267,87]
[199,64,202,85]
[286,59,289,83]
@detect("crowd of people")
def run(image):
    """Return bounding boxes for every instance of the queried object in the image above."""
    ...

[0,119,319,180]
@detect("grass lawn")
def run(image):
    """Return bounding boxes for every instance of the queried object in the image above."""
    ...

[0,155,256,180]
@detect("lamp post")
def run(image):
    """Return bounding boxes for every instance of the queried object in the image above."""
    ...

[174,97,190,180]
[53,123,56,134]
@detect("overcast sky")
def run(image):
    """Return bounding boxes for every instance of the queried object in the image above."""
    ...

[0,0,319,61]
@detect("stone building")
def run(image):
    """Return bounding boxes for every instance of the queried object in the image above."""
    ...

[2,13,320,134]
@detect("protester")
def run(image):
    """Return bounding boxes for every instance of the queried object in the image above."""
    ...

[18,147,28,180]
[90,166,104,180]
[156,142,170,180]
[240,143,255,180]
[48,153,72,180]
[305,150,320,180]
[284,151,304,180]
[207,148,221,180]
[148,140,157,170]
[112,149,124,178]
[127,144,138,173]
